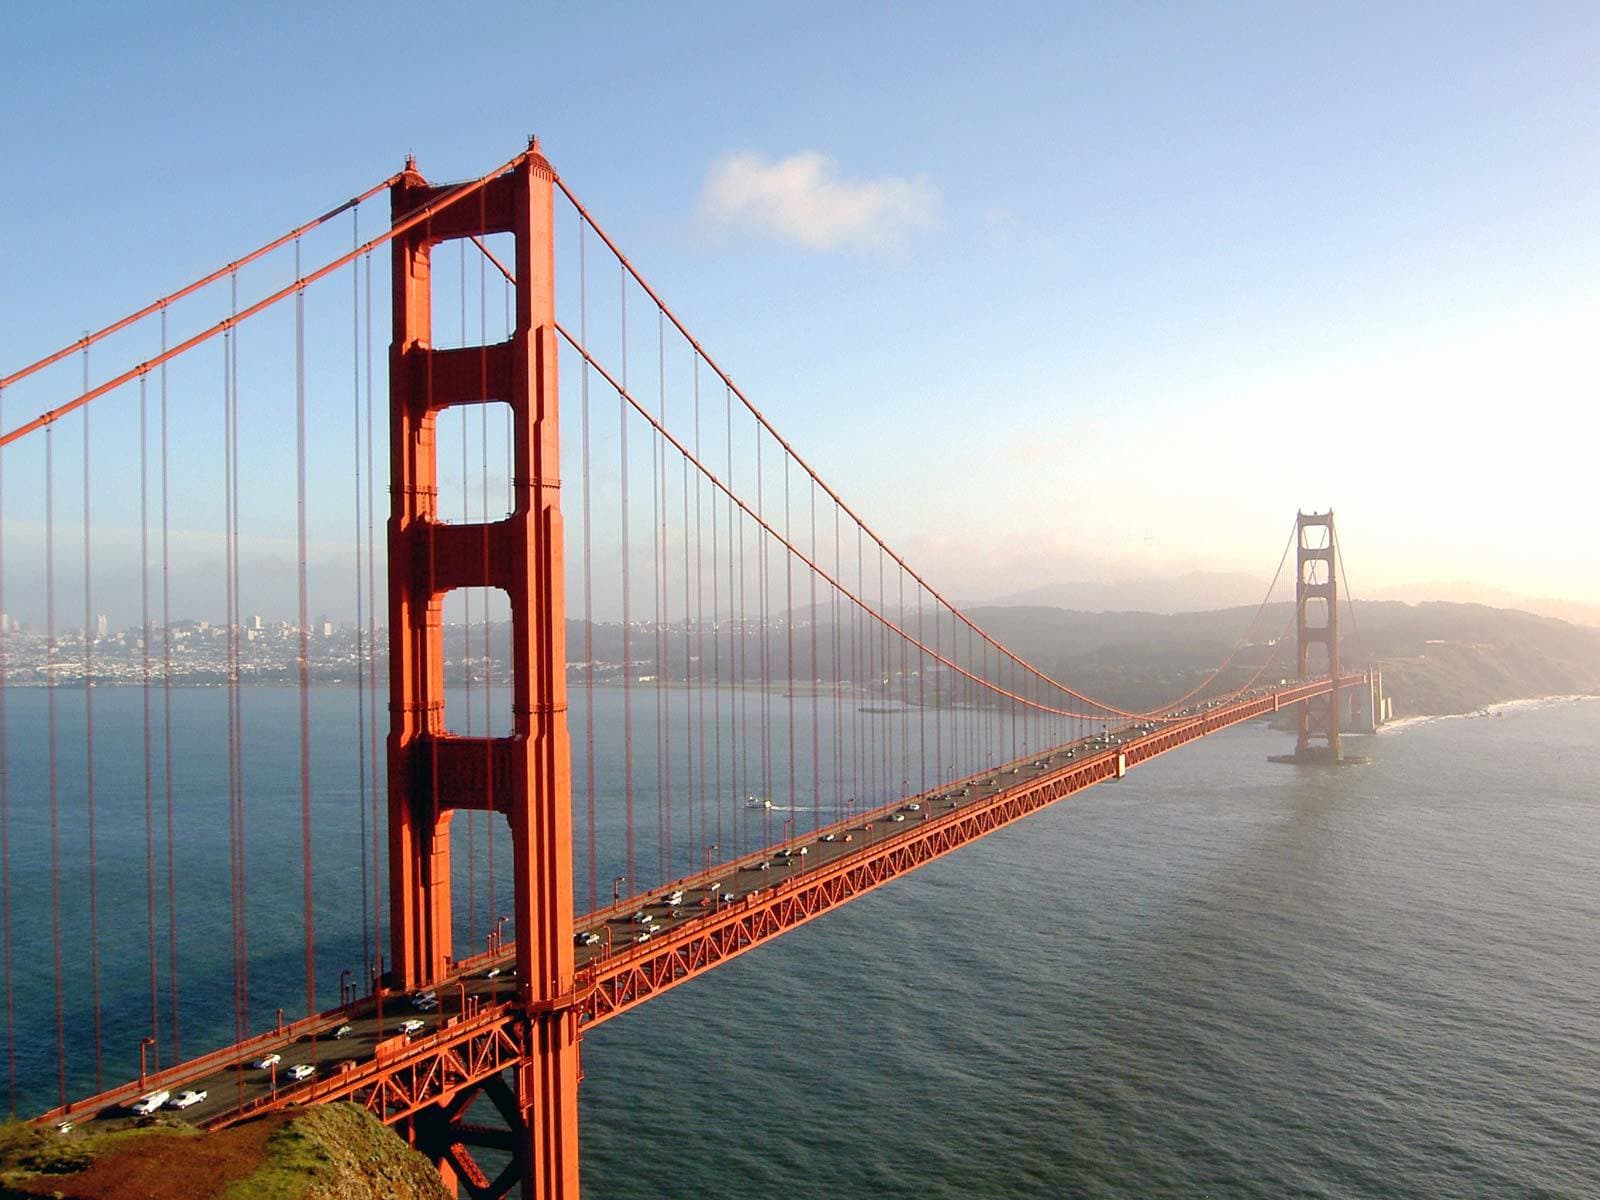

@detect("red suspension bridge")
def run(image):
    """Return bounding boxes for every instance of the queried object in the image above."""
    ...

[0,139,1379,1198]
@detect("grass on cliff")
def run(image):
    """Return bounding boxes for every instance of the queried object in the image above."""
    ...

[0,1105,450,1200]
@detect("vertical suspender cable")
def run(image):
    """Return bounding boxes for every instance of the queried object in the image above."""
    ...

[655,309,669,884]
[579,225,597,915]
[832,503,841,822]
[351,213,371,987]
[620,267,634,898]
[683,429,694,873]
[225,277,245,1047]
[47,425,65,1105]
[785,457,795,827]
[82,350,103,1091]
[161,311,179,1059]
[479,212,494,937]
[364,253,382,992]
[809,480,819,827]
[295,240,316,1016]
[710,368,723,864]
[917,582,925,796]
[756,427,768,837]
[140,374,159,1062]
[693,361,706,872]
[460,241,476,954]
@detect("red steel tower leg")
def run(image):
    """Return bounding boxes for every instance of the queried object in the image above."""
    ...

[1294,510,1341,761]
[389,139,580,1199]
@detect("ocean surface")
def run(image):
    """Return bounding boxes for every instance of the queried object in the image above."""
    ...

[576,697,1599,1199]
[1,689,1596,1197]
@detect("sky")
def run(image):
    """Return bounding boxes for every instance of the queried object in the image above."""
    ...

[2,1,1597,627]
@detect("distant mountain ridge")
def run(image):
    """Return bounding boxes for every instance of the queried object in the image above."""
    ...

[975,572,1599,628]
[983,571,1268,615]
[961,599,1600,717]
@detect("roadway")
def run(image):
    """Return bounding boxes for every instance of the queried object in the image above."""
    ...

[35,678,1353,1134]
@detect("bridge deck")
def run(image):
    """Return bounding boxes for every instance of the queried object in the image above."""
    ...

[34,675,1362,1133]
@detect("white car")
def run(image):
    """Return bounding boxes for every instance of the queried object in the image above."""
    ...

[253,1053,282,1070]
[576,931,601,947]
[821,833,838,843]
[664,890,684,905]
[484,966,502,979]
[905,803,921,811]
[130,1090,170,1115]
[890,813,906,823]
[632,910,652,924]
[756,860,771,871]
[332,1024,353,1040]
[169,1090,207,1110]
[719,892,737,904]
[396,1019,426,1036]
[286,1064,315,1082]
[634,931,651,944]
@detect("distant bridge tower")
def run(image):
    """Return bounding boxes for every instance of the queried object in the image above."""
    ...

[388,140,579,1199]
[1294,510,1341,760]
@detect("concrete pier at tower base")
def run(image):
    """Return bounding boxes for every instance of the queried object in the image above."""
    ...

[1268,745,1371,766]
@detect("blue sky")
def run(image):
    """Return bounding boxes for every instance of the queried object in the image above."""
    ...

[3,1,1597,621]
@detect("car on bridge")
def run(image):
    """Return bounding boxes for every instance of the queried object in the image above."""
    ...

[169,1090,207,1110]
[576,931,601,946]
[396,1019,426,1036]
[333,1024,353,1040]
[130,1090,169,1115]
[253,1053,282,1070]
[286,1064,315,1082]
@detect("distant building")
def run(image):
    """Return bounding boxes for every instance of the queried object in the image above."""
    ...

[96,612,109,639]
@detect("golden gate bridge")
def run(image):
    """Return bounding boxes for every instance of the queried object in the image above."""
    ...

[0,138,1378,1198]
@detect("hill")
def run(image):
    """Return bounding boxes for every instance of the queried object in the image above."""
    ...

[0,1105,451,1200]
[961,599,1600,717]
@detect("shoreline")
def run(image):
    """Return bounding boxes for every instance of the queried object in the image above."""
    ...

[1373,692,1600,736]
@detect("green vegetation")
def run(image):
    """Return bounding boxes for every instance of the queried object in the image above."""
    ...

[0,1106,450,1200]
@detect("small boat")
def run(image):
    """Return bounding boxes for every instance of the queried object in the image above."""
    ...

[745,796,773,810]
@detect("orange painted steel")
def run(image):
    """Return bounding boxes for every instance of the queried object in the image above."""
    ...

[574,674,1363,1026]
[1295,512,1342,758]
[113,674,1361,1153]
[551,179,1149,722]
[0,152,530,451]
[0,173,402,393]
[386,141,579,1199]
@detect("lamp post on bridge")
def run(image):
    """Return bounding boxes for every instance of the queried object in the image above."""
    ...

[339,968,352,1008]
[138,1036,156,1087]
[494,914,510,955]
[613,874,627,906]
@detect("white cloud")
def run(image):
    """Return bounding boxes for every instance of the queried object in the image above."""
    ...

[700,151,939,252]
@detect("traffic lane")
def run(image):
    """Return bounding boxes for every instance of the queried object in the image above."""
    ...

[568,732,1128,957]
[77,722,1159,1130]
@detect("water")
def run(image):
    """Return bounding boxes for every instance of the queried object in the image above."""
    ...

[2,690,1596,1197]
[577,698,1599,1198]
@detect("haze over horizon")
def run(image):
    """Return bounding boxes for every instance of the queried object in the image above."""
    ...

[2,2,1596,627]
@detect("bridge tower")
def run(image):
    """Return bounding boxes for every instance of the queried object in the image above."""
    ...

[1294,510,1341,760]
[388,141,579,1198]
